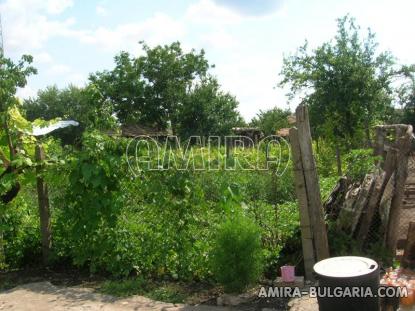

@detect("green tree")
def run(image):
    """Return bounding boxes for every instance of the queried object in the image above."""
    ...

[399,66,415,127]
[250,107,291,136]
[279,15,405,173]
[0,54,37,267]
[0,54,37,205]
[177,77,245,138]
[24,84,115,145]
[90,41,242,136]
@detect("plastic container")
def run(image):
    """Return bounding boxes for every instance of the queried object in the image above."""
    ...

[281,265,295,282]
[313,256,379,311]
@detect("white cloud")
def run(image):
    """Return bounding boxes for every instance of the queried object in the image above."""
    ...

[0,0,75,53]
[46,0,73,15]
[33,52,53,64]
[77,12,186,52]
[200,30,237,50]
[66,73,87,87]
[48,64,72,75]
[185,0,241,25]
[212,0,285,16]
[96,5,108,17]
[16,86,37,99]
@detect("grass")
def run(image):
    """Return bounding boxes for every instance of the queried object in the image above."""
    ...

[98,277,188,303]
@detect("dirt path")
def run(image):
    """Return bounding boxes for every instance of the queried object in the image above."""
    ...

[0,282,230,311]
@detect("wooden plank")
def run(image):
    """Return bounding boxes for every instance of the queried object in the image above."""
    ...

[379,173,395,227]
[357,172,386,244]
[289,127,315,281]
[386,128,412,253]
[383,148,397,181]
[337,186,360,231]
[323,177,348,220]
[35,144,52,265]
[295,105,329,261]
[351,174,375,234]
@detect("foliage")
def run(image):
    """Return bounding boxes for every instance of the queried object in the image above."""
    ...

[0,54,37,268]
[399,67,415,127]
[1,188,40,268]
[5,29,410,291]
[55,131,125,274]
[177,77,244,138]
[344,148,379,182]
[3,131,300,280]
[279,15,407,150]
[327,221,392,266]
[250,107,291,136]
[89,41,242,136]
[211,206,263,293]
[320,176,339,202]
[99,277,187,303]
[99,277,148,297]
[0,55,37,111]
[314,139,338,177]
[23,85,115,145]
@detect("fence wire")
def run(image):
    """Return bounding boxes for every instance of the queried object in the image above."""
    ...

[363,153,415,253]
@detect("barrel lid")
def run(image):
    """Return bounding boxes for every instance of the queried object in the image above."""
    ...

[313,256,378,278]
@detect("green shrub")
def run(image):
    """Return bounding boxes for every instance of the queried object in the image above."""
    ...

[1,189,40,269]
[211,211,263,293]
[344,149,379,182]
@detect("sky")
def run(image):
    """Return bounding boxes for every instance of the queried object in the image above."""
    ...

[1,0,415,121]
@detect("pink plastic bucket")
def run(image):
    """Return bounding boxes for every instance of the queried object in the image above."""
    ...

[281,265,295,282]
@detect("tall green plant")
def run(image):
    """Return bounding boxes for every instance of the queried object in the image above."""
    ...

[211,206,263,293]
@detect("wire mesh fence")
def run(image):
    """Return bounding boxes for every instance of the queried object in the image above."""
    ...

[399,154,415,241]
[362,152,415,253]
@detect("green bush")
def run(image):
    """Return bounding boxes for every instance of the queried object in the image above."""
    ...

[1,188,40,269]
[344,149,379,182]
[211,211,263,293]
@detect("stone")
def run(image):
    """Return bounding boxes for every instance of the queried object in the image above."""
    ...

[288,295,319,311]
[216,293,250,306]
[274,276,305,288]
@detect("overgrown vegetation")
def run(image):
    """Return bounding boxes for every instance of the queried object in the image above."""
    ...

[211,206,263,293]
[1,14,414,298]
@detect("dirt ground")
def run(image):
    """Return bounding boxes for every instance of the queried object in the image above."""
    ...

[0,281,232,311]
[0,281,303,311]
[0,269,292,311]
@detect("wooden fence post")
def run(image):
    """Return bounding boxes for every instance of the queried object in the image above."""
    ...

[35,144,52,265]
[295,105,329,261]
[290,127,315,280]
[385,126,412,253]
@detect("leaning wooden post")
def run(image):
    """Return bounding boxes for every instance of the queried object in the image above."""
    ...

[385,126,412,254]
[35,144,52,265]
[295,104,330,261]
[290,127,315,280]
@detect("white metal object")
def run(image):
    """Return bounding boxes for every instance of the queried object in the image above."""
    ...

[32,120,79,136]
